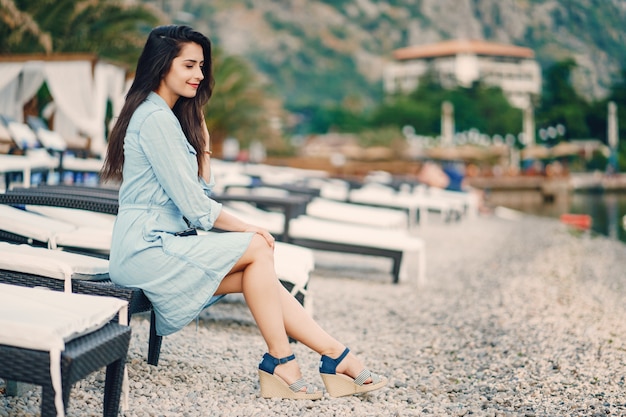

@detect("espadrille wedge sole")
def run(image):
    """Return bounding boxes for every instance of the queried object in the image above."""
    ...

[319,347,388,397]
[258,369,322,399]
[258,353,322,400]
[320,370,388,397]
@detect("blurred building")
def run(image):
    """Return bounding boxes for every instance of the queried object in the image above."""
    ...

[383,39,541,109]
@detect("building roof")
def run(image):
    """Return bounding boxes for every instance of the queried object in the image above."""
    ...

[393,39,535,61]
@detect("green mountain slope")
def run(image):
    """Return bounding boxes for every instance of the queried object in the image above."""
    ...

[154,0,626,108]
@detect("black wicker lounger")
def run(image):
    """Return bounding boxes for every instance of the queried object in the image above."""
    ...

[0,188,167,365]
[0,267,155,361]
[0,322,131,417]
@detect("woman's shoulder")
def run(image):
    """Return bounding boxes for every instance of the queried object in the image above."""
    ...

[137,94,173,116]
[131,95,177,127]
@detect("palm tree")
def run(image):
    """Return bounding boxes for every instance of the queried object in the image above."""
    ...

[0,0,52,53]
[0,0,159,66]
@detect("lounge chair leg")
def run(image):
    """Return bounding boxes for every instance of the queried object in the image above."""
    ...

[391,258,401,284]
[103,358,125,417]
[148,310,162,366]
[41,384,68,417]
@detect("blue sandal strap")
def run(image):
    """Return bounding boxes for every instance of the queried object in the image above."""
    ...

[259,352,296,374]
[319,347,350,374]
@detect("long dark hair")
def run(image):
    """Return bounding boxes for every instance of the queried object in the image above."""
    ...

[101,25,214,182]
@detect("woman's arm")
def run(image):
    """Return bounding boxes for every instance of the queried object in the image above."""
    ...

[140,111,221,230]
[214,209,275,248]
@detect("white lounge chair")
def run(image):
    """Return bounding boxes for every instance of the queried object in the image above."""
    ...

[0,204,112,252]
[305,197,409,229]
[223,201,426,285]
[349,182,462,226]
[26,118,104,181]
[0,151,58,190]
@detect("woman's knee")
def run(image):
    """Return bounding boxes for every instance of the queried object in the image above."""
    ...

[247,234,275,262]
[231,234,274,273]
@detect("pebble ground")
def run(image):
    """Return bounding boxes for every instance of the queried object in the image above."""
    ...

[2,212,626,416]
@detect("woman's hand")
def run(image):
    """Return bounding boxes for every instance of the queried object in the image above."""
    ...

[213,210,275,248]
[244,225,275,248]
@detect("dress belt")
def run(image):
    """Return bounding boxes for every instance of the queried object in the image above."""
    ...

[118,204,181,215]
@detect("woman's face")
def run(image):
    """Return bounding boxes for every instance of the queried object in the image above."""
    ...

[157,42,205,108]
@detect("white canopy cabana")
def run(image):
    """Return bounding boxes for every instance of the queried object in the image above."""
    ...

[0,54,127,157]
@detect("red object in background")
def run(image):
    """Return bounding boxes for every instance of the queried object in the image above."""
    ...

[560,213,592,230]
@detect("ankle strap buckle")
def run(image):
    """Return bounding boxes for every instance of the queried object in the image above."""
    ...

[259,352,296,374]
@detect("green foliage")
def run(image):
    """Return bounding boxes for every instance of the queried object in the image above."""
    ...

[585,149,609,171]
[206,47,280,150]
[369,96,440,135]
[1,0,159,66]
[251,37,376,109]
[617,142,626,172]
[370,76,522,137]
[263,12,306,37]
[537,59,591,139]
[298,73,524,149]
[356,126,404,148]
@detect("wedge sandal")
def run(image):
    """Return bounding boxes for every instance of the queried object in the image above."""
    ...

[319,347,388,397]
[258,353,322,400]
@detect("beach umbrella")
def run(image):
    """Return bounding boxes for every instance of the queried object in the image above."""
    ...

[426,145,493,162]
[455,145,489,161]
[550,142,581,158]
[521,144,550,160]
[425,146,461,161]
[362,146,394,160]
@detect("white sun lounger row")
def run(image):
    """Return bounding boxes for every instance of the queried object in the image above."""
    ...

[0,119,104,190]
[222,201,426,285]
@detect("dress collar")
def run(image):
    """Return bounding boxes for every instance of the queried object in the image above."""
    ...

[147,91,171,110]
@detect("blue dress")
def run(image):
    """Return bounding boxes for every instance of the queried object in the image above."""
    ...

[109,92,253,336]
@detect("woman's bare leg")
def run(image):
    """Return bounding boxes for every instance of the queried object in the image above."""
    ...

[215,235,372,384]
[276,282,373,382]
[215,234,308,387]
[216,235,291,357]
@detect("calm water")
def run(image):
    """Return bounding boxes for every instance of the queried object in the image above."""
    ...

[568,192,626,243]
[493,191,626,244]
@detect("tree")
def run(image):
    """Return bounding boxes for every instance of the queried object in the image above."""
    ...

[0,0,159,66]
[536,59,591,139]
[369,96,440,136]
[370,76,521,139]
[450,82,522,136]
[206,47,282,157]
[0,0,52,53]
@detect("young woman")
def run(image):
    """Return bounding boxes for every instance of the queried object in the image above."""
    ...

[101,25,386,400]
